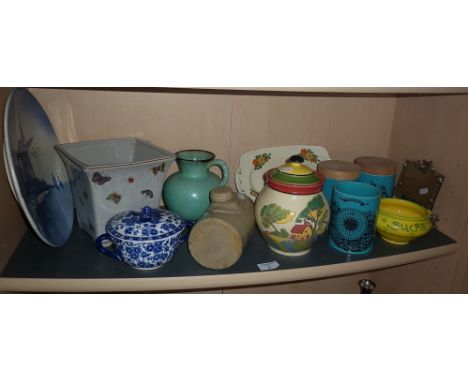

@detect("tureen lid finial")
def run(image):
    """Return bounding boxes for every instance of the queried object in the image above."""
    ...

[140,206,153,222]
[106,206,185,241]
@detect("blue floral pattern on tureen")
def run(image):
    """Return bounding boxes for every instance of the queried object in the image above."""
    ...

[107,207,185,241]
[96,206,186,270]
[114,231,183,270]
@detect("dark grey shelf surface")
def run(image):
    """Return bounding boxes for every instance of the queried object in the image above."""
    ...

[1,223,456,280]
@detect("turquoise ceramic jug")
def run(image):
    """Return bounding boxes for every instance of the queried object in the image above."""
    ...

[162,150,230,222]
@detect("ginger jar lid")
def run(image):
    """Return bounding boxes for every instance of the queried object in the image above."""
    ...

[106,206,186,241]
[265,155,324,195]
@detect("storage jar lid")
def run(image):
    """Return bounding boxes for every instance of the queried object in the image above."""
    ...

[106,206,185,241]
[210,186,234,202]
[317,160,361,180]
[353,156,397,175]
[265,155,324,195]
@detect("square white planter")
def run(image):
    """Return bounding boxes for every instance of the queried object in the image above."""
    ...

[55,138,175,238]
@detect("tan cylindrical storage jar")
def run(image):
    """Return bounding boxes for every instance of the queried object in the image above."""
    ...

[188,186,255,270]
[353,156,398,198]
[317,160,361,203]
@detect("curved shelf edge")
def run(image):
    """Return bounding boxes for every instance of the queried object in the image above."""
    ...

[0,242,458,293]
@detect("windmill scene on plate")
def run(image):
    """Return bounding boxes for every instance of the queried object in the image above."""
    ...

[5,89,74,246]
[259,194,329,254]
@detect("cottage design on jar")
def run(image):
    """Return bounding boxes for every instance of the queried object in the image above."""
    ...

[255,155,330,256]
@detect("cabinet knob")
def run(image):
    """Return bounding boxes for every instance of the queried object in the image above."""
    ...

[359,279,376,294]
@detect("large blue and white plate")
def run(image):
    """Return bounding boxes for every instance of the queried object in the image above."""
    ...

[3,88,74,246]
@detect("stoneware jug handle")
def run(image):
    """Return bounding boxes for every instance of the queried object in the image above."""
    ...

[208,159,230,186]
[95,233,123,261]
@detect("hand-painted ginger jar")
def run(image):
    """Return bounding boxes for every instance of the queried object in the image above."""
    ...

[95,206,187,270]
[255,155,329,256]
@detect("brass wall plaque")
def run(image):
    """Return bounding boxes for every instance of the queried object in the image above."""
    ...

[393,160,444,210]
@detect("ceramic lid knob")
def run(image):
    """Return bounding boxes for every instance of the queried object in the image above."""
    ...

[265,155,325,195]
[106,207,186,241]
[210,186,234,202]
[289,155,304,163]
[140,206,153,222]
[278,155,314,176]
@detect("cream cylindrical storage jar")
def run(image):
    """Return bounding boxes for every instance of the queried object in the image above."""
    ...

[353,156,397,198]
[317,160,361,204]
[255,155,329,256]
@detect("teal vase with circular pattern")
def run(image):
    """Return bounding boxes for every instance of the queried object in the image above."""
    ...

[329,181,381,255]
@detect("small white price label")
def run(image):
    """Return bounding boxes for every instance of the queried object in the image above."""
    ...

[419,187,429,195]
[257,261,280,271]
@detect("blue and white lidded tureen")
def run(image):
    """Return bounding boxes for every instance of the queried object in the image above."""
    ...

[96,206,187,270]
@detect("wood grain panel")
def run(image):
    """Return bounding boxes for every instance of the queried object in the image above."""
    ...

[32,90,398,187]
[29,89,78,143]
[205,87,468,95]
[68,90,232,155]
[0,88,26,271]
[229,95,397,173]
[31,89,234,181]
[458,218,468,292]
[368,258,455,293]
[222,272,372,294]
[377,94,468,293]
[389,95,468,239]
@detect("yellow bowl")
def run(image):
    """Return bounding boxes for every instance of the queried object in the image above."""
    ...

[376,198,433,245]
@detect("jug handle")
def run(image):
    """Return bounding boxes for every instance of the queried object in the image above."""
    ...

[208,159,230,186]
[95,233,123,261]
